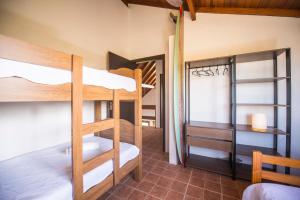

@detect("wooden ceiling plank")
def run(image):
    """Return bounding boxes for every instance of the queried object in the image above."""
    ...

[186,0,197,20]
[196,7,300,17]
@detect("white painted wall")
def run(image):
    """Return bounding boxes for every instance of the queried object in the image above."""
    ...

[0,0,129,68]
[184,13,300,163]
[142,60,163,128]
[0,0,129,161]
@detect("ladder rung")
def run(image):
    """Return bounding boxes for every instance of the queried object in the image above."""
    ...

[83,149,114,173]
[82,118,114,135]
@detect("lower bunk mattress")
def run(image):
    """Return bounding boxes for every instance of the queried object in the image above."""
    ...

[0,136,139,200]
[242,183,300,200]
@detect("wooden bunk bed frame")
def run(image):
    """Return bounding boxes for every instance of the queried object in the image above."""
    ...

[0,35,142,200]
[252,151,300,186]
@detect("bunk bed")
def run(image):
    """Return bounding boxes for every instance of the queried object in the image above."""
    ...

[242,151,300,200]
[0,35,142,200]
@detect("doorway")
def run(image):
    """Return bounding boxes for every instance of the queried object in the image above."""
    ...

[108,52,166,152]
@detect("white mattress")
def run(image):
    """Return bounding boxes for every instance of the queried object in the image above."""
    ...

[0,58,154,91]
[242,183,300,200]
[0,136,139,200]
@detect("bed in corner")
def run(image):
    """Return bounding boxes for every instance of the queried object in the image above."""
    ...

[0,35,142,200]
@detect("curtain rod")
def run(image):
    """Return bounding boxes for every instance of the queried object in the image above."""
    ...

[188,63,230,69]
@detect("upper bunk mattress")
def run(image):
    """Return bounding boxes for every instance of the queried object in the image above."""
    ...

[242,183,300,200]
[0,136,139,200]
[0,58,145,92]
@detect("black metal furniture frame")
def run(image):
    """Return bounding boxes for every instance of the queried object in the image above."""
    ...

[184,48,292,180]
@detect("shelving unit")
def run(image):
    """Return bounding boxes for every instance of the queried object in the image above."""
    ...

[184,48,292,180]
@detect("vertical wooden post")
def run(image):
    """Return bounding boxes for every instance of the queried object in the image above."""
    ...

[134,69,142,181]
[71,55,83,200]
[113,91,120,185]
[252,151,262,184]
[94,101,102,136]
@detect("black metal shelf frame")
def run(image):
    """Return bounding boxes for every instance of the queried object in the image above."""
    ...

[184,48,292,180]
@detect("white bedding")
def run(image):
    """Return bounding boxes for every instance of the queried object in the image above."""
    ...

[0,136,139,200]
[0,58,154,91]
[242,183,300,200]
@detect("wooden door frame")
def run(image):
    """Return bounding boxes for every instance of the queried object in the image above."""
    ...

[132,54,166,152]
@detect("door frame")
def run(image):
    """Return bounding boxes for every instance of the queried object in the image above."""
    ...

[132,54,166,152]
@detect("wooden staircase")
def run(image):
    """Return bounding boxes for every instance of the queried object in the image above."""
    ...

[137,61,156,97]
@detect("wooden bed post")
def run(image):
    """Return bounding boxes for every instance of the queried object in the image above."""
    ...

[134,69,142,181]
[71,55,84,200]
[113,91,120,185]
[94,101,101,136]
[252,151,262,184]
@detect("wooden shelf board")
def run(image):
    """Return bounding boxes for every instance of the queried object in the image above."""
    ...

[236,48,287,63]
[236,144,280,157]
[186,121,233,130]
[186,154,232,177]
[236,77,290,84]
[236,103,290,107]
[236,124,287,135]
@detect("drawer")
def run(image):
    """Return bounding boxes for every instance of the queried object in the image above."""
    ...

[186,126,232,141]
[187,136,232,152]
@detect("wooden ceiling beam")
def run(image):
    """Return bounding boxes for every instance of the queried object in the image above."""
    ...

[186,0,196,20]
[196,7,300,18]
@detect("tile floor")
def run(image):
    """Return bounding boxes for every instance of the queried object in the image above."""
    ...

[99,127,250,200]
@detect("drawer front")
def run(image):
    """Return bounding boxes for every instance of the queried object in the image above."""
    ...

[186,126,232,141]
[187,136,232,152]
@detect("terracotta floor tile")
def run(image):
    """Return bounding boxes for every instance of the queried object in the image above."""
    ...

[190,176,205,188]
[145,195,160,200]
[171,180,187,194]
[137,181,155,193]
[128,189,147,200]
[165,190,185,200]
[149,185,168,199]
[221,185,240,198]
[204,190,221,200]
[204,181,221,193]
[185,195,203,200]
[157,176,174,189]
[98,127,250,200]
[204,172,220,183]
[107,194,121,200]
[176,172,191,183]
[186,185,204,198]
[151,166,166,175]
[222,195,240,200]
[113,185,134,199]
[125,178,139,188]
[144,173,160,184]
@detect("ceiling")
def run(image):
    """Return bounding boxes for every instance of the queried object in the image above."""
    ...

[121,0,300,18]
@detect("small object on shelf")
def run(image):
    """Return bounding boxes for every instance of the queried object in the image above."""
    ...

[252,113,267,132]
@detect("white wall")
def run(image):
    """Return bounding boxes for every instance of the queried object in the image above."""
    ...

[0,0,129,68]
[127,5,176,152]
[0,0,129,161]
[184,13,300,162]
[142,60,163,128]
[128,5,175,59]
